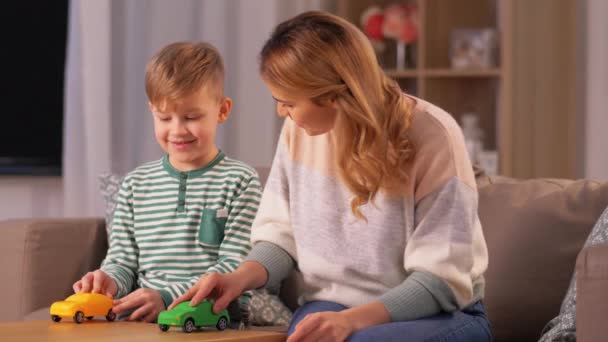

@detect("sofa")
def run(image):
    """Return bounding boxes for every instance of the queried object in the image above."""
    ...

[1,168,607,342]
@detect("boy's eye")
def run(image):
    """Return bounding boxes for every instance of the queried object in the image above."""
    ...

[158,117,171,122]
[186,115,201,120]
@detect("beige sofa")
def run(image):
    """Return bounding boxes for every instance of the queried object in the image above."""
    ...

[1,170,608,342]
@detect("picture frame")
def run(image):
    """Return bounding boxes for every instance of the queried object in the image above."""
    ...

[450,28,498,69]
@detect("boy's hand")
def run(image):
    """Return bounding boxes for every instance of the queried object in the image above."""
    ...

[169,272,244,314]
[73,270,118,298]
[112,288,165,323]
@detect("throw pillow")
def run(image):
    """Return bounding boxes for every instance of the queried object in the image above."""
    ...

[539,205,608,342]
[247,289,292,326]
[98,172,123,242]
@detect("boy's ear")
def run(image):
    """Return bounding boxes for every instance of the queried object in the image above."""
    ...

[218,97,232,123]
[148,101,156,113]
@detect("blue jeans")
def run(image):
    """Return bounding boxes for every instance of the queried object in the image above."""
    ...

[288,301,493,342]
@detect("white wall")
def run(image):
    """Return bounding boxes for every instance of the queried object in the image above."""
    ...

[584,0,608,181]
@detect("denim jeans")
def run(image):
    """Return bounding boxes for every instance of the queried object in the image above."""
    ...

[288,300,493,342]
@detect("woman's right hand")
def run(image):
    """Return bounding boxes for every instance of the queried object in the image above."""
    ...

[169,261,268,313]
[73,269,118,298]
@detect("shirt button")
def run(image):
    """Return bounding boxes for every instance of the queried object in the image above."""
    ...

[179,186,186,191]
[180,173,187,179]
[178,200,186,206]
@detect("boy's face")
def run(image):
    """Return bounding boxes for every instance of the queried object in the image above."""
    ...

[150,86,231,171]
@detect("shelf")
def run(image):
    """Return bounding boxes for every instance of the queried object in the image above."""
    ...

[385,69,419,78]
[423,68,501,78]
[335,0,511,177]
[385,68,502,79]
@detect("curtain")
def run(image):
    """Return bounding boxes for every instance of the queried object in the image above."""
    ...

[62,0,328,216]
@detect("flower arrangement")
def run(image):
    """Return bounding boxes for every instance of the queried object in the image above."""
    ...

[360,2,419,69]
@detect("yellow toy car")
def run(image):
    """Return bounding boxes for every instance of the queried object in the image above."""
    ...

[50,293,116,323]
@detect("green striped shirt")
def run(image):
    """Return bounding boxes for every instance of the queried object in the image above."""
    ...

[101,152,262,306]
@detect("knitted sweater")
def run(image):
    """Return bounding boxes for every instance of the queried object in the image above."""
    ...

[101,152,262,307]
[246,97,488,321]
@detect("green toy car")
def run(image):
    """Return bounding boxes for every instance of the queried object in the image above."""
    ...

[157,300,230,333]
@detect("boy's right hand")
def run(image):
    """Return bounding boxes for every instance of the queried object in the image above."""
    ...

[73,270,118,298]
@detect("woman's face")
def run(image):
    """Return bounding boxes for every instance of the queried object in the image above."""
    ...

[266,82,338,136]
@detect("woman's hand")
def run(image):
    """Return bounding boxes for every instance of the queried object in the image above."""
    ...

[112,288,165,322]
[288,301,391,342]
[287,311,355,342]
[170,272,244,313]
[169,261,268,314]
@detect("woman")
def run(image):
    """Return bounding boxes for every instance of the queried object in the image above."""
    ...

[171,11,492,341]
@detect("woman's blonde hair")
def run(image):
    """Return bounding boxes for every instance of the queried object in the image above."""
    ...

[145,42,224,109]
[260,11,415,219]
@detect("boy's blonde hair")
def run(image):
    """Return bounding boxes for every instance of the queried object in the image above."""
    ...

[145,42,224,109]
[260,11,415,219]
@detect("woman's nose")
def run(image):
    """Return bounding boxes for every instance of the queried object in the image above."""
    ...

[276,103,288,118]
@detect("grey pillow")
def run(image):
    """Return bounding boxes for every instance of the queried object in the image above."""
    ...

[247,289,292,326]
[98,172,123,242]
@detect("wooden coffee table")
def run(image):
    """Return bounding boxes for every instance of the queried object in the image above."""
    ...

[0,320,286,341]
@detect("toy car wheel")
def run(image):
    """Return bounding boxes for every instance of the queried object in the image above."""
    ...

[106,310,116,322]
[51,315,61,323]
[182,318,196,333]
[216,316,228,331]
[159,324,169,332]
[86,316,94,320]
[74,311,84,324]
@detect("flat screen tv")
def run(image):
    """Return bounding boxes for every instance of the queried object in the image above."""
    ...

[1,1,68,175]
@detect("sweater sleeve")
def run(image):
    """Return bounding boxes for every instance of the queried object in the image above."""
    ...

[246,122,297,289]
[100,176,138,299]
[379,110,488,321]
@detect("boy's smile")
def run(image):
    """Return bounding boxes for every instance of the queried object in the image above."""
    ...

[150,86,232,171]
[170,139,196,151]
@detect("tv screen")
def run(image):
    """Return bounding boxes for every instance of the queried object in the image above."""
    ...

[1,1,68,175]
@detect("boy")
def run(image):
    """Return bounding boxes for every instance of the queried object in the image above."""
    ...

[73,42,262,323]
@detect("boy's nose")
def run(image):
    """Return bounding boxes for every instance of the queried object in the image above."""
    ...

[170,121,188,134]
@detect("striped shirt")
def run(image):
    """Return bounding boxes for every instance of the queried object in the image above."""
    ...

[101,151,262,306]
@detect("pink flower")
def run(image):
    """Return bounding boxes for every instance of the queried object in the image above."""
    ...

[360,6,384,41]
[382,3,418,43]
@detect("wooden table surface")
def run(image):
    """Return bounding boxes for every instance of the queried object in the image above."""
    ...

[0,320,286,342]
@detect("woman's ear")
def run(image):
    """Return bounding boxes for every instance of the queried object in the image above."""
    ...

[218,97,233,123]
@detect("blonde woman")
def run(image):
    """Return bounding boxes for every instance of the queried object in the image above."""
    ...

[171,11,492,341]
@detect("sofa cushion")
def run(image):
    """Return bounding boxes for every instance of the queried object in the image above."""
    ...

[478,176,608,342]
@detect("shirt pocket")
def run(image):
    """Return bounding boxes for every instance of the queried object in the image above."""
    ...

[198,208,228,246]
